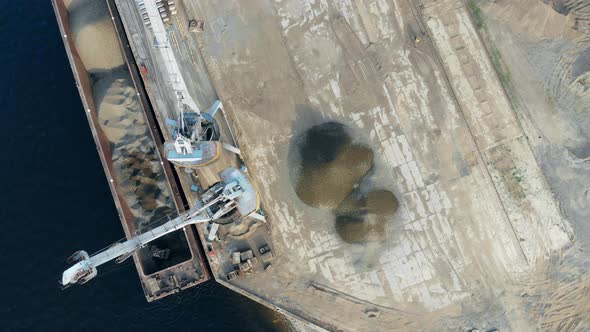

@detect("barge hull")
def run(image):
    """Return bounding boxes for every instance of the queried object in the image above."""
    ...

[52,0,211,301]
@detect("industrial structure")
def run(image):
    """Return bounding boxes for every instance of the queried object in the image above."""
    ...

[140,0,225,168]
[61,167,258,288]
[54,0,590,329]
[163,101,222,168]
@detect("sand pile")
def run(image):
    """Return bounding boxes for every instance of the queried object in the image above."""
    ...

[65,0,177,259]
[334,190,399,244]
[291,122,398,243]
[366,190,398,217]
[294,122,373,208]
[334,215,370,244]
[74,18,125,71]
[67,0,124,71]
[296,145,373,208]
[115,146,171,222]
[96,78,146,142]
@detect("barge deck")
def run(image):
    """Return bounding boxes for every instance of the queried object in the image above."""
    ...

[52,0,210,302]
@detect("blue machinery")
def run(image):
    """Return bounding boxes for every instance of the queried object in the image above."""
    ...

[61,167,258,288]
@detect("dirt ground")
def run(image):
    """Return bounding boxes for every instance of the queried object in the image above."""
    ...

[128,0,588,330]
[172,0,590,330]
[475,0,590,330]
[479,0,590,245]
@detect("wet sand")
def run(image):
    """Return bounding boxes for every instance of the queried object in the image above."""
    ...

[291,122,398,243]
[293,122,373,209]
[296,144,373,209]
[67,0,124,71]
[335,190,399,244]
[95,77,146,142]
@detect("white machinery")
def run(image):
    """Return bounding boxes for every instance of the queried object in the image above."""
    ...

[60,214,209,287]
[139,0,227,168]
[61,167,258,288]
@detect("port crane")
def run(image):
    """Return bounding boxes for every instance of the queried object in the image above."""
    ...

[61,167,258,288]
[138,0,232,168]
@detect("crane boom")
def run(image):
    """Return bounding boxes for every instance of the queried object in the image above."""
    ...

[61,213,211,287]
[60,167,258,288]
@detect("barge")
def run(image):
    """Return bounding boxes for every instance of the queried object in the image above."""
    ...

[52,0,211,301]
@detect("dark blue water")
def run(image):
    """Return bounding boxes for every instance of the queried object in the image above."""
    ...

[0,2,283,331]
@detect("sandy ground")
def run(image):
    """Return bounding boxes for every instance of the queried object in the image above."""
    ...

[67,0,125,70]
[109,0,589,329]
[476,0,590,329]
[172,0,585,330]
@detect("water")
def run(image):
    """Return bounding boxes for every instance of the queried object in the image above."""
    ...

[0,2,285,331]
